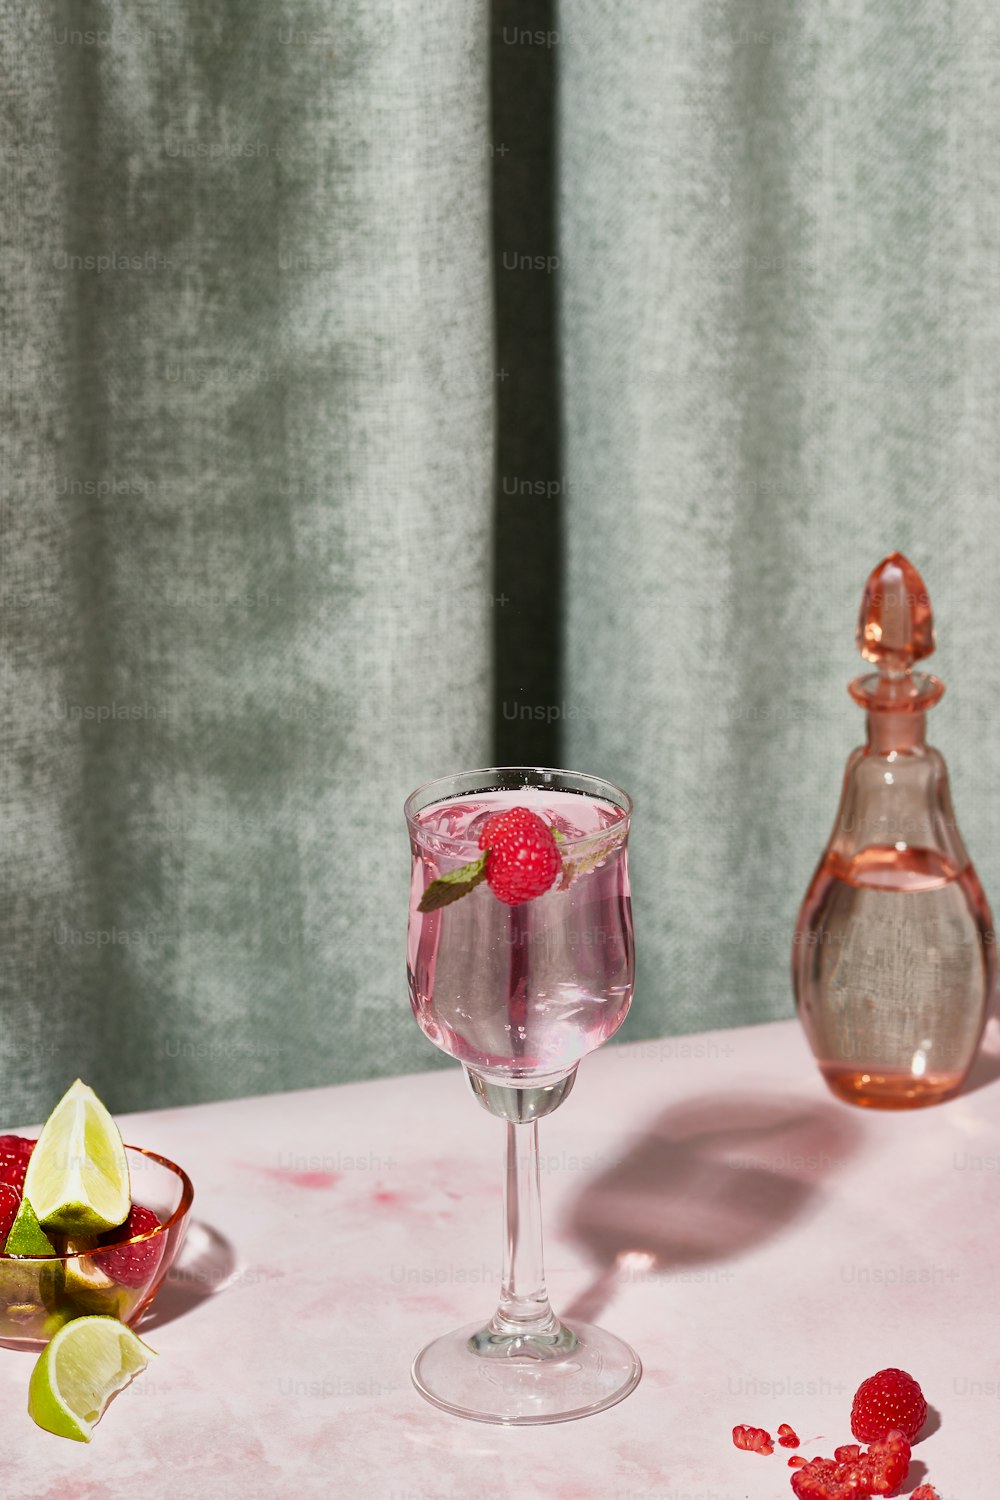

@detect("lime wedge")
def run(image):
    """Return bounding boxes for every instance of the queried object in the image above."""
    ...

[4,1196,55,1257]
[61,1239,129,1318]
[23,1080,130,1235]
[27,1315,156,1442]
[0,1219,64,1335]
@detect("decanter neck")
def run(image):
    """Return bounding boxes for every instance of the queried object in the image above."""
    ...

[865,709,928,755]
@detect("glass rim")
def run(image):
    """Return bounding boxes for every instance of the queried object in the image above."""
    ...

[0,1144,195,1263]
[404,765,632,853]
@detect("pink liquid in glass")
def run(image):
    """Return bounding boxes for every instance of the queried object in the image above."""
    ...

[408,788,633,1084]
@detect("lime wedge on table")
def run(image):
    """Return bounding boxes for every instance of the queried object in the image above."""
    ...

[4,1196,55,1257]
[23,1080,130,1235]
[28,1316,156,1442]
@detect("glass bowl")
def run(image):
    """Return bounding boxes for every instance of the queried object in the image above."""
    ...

[0,1145,194,1350]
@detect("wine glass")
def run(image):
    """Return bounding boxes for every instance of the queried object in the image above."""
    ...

[403,766,640,1424]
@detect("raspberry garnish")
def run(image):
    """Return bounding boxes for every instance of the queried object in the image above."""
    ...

[478,807,561,906]
[97,1204,163,1288]
[779,1423,801,1447]
[732,1424,774,1455]
[789,1431,911,1499]
[851,1369,927,1443]
[0,1182,20,1244]
[0,1135,35,1194]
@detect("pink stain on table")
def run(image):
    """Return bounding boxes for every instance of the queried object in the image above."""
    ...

[286,1169,341,1189]
[372,1189,402,1206]
[242,1163,341,1190]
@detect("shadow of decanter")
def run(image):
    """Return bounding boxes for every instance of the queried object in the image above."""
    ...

[561,1092,862,1324]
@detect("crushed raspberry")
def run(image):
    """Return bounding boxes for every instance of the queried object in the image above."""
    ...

[732,1424,774,1455]
[789,1432,911,1500]
[0,1136,35,1194]
[478,807,561,905]
[858,1430,911,1494]
[851,1368,927,1443]
[0,1182,20,1244]
[789,1455,807,1468]
[97,1204,164,1288]
[778,1423,801,1447]
[791,1453,864,1499]
[910,1488,939,1500]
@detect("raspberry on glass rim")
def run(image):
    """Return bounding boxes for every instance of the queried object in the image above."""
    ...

[478,805,562,906]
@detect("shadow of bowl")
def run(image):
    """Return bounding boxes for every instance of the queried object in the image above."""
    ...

[139,1220,238,1332]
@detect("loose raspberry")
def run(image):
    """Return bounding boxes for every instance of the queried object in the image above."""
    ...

[779,1423,801,1447]
[0,1183,20,1244]
[478,807,561,906]
[851,1369,927,1443]
[0,1135,35,1194]
[97,1205,164,1288]
[910,1488,939,1500]
[732,1424,774,1455]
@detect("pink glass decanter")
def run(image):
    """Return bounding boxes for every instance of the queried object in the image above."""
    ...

[792,553,996,1108]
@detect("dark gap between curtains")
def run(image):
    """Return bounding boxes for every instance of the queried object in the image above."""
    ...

[491,0,564,766]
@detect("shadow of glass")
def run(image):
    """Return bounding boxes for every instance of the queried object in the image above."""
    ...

[139,1220,238,1332]
[562,1093,862,1322]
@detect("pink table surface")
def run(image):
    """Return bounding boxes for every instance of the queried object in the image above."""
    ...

[2,1016,999,1500]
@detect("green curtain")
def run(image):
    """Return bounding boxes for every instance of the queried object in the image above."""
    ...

[561,0,1000,1043]
[3,0,998,1118]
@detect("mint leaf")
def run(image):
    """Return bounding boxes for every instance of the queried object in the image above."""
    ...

[550,826,566,845]
[418,854,488,913]
[558,832,624,890]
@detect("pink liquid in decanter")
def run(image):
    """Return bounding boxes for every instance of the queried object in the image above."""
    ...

[792,553,996,1108]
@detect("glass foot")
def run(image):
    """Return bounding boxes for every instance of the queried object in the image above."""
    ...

[411,1318,641,1425]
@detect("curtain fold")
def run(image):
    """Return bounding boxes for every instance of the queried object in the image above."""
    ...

[2,1,493,1117]
[561,0,1000,1041]
[3,1,999,1116]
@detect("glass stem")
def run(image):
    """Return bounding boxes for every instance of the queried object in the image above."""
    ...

[492,1119,560,1334]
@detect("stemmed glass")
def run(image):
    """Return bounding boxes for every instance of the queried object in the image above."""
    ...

[403,766,640,1424]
